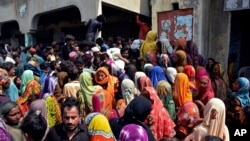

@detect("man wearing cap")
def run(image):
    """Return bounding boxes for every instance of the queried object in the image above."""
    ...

[61,34,75,60]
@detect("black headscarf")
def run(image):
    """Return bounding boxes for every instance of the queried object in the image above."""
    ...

[110,96,156,141]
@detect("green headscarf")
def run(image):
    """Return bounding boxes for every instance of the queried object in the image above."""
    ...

[79,72,102,113]
[20,70,34,94]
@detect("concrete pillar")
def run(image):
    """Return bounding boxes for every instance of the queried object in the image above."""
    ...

[97,0,102,39]
[25,33,33,47]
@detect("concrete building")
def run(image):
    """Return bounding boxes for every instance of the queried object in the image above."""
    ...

[1,0,250,76]
[0,0,150,46]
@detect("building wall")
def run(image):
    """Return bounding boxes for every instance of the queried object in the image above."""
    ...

[152,0,231,71]
[0,0,149,33]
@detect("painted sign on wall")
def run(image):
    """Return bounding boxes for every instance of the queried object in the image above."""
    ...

[157,8,193,43]
[224,0,250,11]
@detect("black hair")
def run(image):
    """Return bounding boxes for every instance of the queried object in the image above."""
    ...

[40,62,50,70]
[50,61,57,70]
[96,15,106,23]
[82,54,92,68]
[60,60,73,72]
[120,47,130,54]
[1,62,15,72]
[12,54,20,60]
[99,63,112,75]
[21,110,47,141]
[100,53,110,61]
[61,97,80,115]
[96,37,104,46]
[68,68,79,81]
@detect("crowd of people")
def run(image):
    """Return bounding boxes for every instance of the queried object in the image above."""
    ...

[0,28,250,141]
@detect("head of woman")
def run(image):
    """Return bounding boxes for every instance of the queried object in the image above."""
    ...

[173,50,187,66]
[211,62,222,77]
[145,30,157,42]
[195,66,208,81]
[20,70,34,93]
[198,76,213,92]
[232,77,250,93]
[173,73,192,107]
[137,76,153,91]
[165,67,177,84]
[144,63,153,76]
[85,112,116,141]
[150,66,167,88]
[95,68,108,82]
[183,65,196,81]
[0,101,21,126]
[92,89,112,118]
[119,124,148,141]
[156,80,172,98]
[121,79,136,105]
[134,72,146,88]
[123,96,152,122]
[0,68,11,90]
[203,98,226,138]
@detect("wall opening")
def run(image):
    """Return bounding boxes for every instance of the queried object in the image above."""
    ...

[34,6,84,44]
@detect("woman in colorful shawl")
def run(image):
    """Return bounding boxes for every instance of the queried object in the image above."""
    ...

[137,76,153,92]
[92,89,113,118]
[173,73,200,140]
[139,30,158,70]
[210,62,228,102]
[121,79,136,105]
[144,63,154,77]
[165,67,177,85]
[145,51,157,66]
[195,76,215,105]
[183,65,197,95]
[134,71,146,95]
[94,67,119,103]
[227,77,250,125]
[172,50,187,73]
[156,80,176,121]
[119,124,148,141]
[195,66,208,82]
[40,76,61,127]
[16,70,41,116]
[79,72,103,117]
[149,66,167,88]
[186,40,207,68]
[0,101,26,141]
[184,98,229,141]
[85,112,116,141]
[141,87,176,140]
[109,96,156,141]
[109,99,126,120]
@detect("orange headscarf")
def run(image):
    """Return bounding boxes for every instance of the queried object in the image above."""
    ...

[183,65,197,90]
[176,37,187,50]
[94,67,118,99]
[173,73,193,107]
